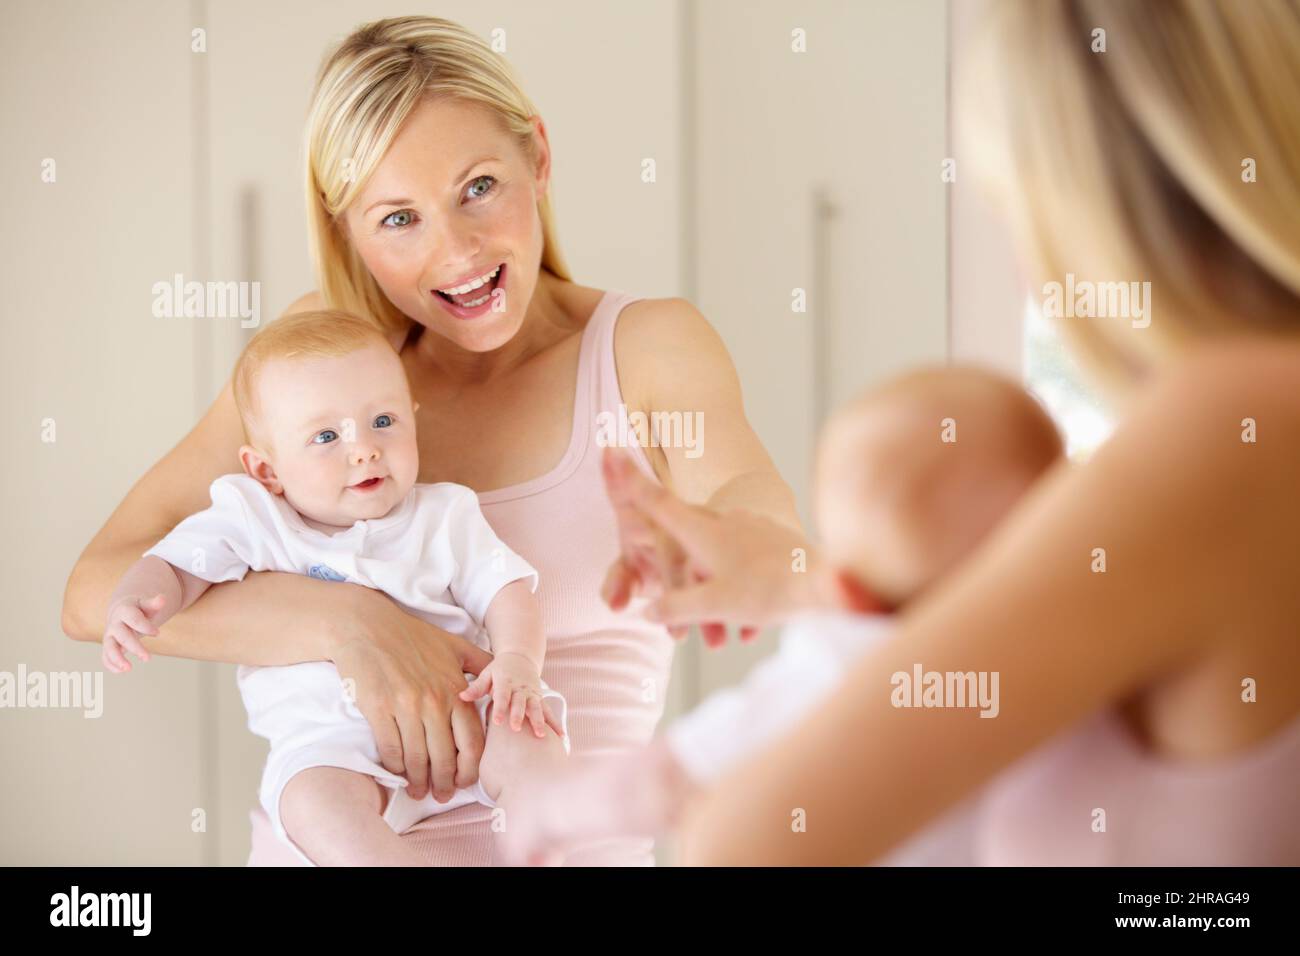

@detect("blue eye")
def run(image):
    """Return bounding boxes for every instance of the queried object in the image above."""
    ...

[381,209,415,229]
[312,429,338,445]
[374,414,393,428]
[378,178,494,230]
[467,175,496,200]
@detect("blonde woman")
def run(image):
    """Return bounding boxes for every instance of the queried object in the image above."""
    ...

[600,0,1300,865]
[60,16,799,865]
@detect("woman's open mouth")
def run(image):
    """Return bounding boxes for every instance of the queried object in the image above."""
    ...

[432,262,506,319]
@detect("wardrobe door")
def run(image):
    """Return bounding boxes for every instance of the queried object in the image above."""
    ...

[0,0,206,864]
[688,0,949,696]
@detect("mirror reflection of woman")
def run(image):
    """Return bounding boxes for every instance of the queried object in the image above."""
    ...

[608,0,1300,866]
[62,16,802,865]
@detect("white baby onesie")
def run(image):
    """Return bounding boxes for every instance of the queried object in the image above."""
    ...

[144,473,570,864]
[664,610,892,787]
[663,608,979,866]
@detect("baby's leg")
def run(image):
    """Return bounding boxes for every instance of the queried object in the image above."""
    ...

[476,700,568,864]
[280,767,426,867]
[478,699,568,800]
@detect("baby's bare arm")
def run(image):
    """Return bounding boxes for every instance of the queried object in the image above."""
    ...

[483,580,546,670]
[106,556,209,628]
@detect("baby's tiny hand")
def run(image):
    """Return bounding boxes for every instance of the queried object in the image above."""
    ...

[101,593,166,673]
[459,651,558,737]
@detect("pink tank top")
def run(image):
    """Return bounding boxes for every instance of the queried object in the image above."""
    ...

[975,707,1300,865]
[247,290,676,866]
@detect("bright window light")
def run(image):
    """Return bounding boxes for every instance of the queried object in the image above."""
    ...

[1022,296,1115,461]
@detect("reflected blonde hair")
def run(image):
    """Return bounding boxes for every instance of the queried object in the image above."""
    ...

[231,309,398,446]
[961,0,1300,400]
[304,16,572,339]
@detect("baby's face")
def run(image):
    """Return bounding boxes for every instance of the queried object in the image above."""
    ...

[247,343,420,528]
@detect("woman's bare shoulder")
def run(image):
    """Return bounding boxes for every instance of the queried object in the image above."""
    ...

[613,296,737,405]
[1094,336,1300,579]
[614,295,718,347]
[1151,336,1300,432]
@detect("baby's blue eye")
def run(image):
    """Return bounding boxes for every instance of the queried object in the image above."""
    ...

[313,429,338,445]
[374,414,393,428]
[381,209,414,229]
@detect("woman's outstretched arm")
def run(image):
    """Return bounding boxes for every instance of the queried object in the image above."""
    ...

[663,342,1300,864]
[60,293,492,803]
[602,298,808,643]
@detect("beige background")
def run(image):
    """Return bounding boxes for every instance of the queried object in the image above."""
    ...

[2,0,1022,864]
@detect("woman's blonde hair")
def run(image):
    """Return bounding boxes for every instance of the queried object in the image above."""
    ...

[304,16,572,339]
[232,309,398,446]
[961,0,1300,399]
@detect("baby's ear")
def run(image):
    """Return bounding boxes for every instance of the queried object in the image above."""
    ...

[238,445,282,495]
[827,569,891,615]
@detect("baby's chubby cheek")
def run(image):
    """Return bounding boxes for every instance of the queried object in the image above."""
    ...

[389,436,421,488]
[281,480,336,522]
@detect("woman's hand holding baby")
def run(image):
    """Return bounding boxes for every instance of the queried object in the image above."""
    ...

[327,590,495,804]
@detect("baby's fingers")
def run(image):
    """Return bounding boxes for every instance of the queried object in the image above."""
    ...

[116,626,152,663]
[459,669,492,702]
[118,603,159,639]
[490,681,512,725]
[524,696,547,738]
[101,632,130,673]
[509,691,531,732]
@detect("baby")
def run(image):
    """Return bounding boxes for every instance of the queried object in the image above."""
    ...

[101,309,569,866]
[498,365,1064,864]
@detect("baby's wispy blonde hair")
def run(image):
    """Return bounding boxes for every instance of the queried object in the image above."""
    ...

[231,309,397,447]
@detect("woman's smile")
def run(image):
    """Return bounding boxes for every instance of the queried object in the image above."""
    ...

[432,261,508,320]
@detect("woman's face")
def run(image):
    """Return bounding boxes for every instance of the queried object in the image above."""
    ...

[342,96,551,353]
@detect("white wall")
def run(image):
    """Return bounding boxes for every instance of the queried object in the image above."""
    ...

[687,0,950,705]
[1,0,207,865]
